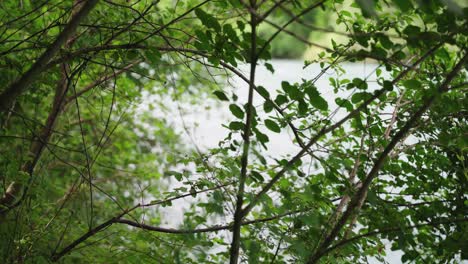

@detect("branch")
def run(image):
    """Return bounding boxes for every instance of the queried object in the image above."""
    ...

[230,3,258,263]
[115,207,308,234]
[141,182,234,207]
[64,59,141,105]
[50,205,137,262]
[53,205,307,261]
[47,45,200,66]
[256,0,327,59]
[50,182,233,261]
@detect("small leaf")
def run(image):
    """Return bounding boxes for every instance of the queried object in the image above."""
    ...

[336,98,353,111]
[376,69,382,77]
[305,85,328,111]
[351,92,373,104]
[265,63,274,73]
[309,94,328,111]
[298,99,308,115]
[165,171,183,181]
[190,186,197,197]
[265,119,281,133]
[378,34,393,49]
[145,49,161,63]
[195,8,221,31]
[393,0,413,12]
[263,101,274,113]
[251,171,265,182]
[236,20,245,31]
[223,24,238,42]
[282,81,302,100]
[229,121,244,131]
[402,79,422,90]
[275,94,288,105]
[255,130,269,144]
[383,80,393,91]
[229,104,244,119]
[352,78,368,90]
[256,85,270,98]
[195,29,210,44]
[403,25,421,36]
[213,90,229,101]
[356,0,376,17]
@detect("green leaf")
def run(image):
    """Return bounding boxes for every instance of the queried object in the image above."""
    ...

[255,130,269,144]
[195,8,221,32]
[236,20,245,31]
[378,34,393,49]
[145,49,161,63]
[213,90,229,101]
[264,119,281,133]
[356,0,376,17]
[311,95,328,111]
[282,81,302,100]
[229,104,244,119]
[190,186,197,197]
[383,80,393,91]
[251,171,265,182]
[229,121,244,131]
[165,171,183,181]
[308,94,328,111]
[402,79,422,90]
[351,92,373,104]
[256,85,270,98]
[336,98,353,111]
[352,78,368,90]
[403,25,421,36]
[195,29,210,44]
[275,94,288,105]
[304,85,328,111]
[223,24,238,42]
[367,190,378,204]
[265,62,274,73]
[393,0,413,12]
[263,100,274,113]
[298,99,308,115]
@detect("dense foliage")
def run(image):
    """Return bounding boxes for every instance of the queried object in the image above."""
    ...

[0,0,467,263]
